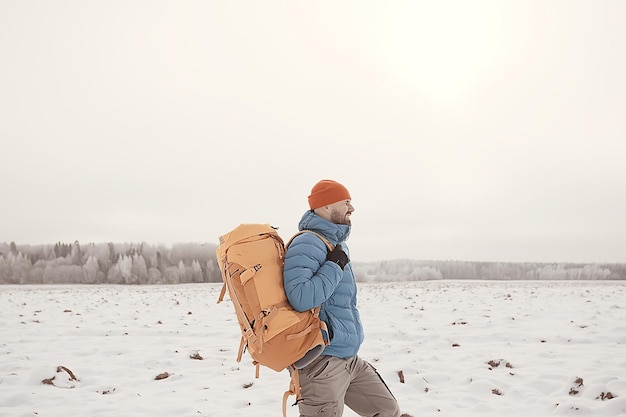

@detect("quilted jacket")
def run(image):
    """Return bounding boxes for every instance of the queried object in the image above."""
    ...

[283,210,364,358]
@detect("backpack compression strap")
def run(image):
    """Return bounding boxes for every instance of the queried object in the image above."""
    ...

[283,366,302,417]
[217,255,259,364]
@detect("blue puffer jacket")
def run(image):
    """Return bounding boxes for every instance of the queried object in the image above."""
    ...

[283,210,364,358]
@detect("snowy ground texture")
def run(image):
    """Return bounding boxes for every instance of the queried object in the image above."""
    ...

[1,280,625,417]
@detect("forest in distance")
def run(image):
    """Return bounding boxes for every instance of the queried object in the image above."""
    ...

[1,241,625,285]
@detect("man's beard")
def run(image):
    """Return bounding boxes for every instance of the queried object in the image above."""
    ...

[330,209,351,226]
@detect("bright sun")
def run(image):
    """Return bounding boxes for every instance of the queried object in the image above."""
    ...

[385,2,499,103]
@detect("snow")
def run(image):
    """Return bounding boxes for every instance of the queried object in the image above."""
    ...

[1,280,625,417]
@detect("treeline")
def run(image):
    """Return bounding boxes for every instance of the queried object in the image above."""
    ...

[1,241,625,284]
[353,259,626,281]
[0,241,221,285]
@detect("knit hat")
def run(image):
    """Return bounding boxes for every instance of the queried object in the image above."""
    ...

[308,179,351,210]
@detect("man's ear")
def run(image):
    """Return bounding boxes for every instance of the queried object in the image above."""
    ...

[314,205,331,219]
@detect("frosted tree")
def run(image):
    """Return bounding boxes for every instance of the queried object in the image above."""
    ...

[82,256,100,284]
[9,241,18,256]
[81,243,111,274]
[409,266,443,281]
[147,267,162,284]
[162,266,181,284]
[70,241,82,265]
[191,260,203,282]
[7,251,31,284]
[131,254,148,284]
[61,265,84,283]
[205,259,220,282]
[42,257,82,284]
[107,254,133,284]
[536,264,567,280]
[0,255,11,284]
[121,255,134,283]
[28,260,46,284]
[178,260,192,283]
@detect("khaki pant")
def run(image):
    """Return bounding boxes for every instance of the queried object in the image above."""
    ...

[297,355,402,417]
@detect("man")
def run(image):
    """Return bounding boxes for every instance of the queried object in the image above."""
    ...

[284,179,402,417]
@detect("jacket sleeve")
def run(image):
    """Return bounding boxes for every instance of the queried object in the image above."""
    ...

[283,233,344,312]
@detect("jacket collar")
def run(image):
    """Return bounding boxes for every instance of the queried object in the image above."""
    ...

[298,210,351,244]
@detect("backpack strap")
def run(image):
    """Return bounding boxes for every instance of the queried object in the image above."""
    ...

[285,229,333,339]
[283,366,302,417]
[286,230,334,252]
[281,230,333,416]
[217,281,227,303]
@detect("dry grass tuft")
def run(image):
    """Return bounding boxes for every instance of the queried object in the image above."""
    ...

[397,370,405,383]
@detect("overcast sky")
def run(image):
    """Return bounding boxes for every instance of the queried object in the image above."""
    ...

[1,1,625,263]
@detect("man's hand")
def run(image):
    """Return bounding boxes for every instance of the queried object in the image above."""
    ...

[326,244,350,270]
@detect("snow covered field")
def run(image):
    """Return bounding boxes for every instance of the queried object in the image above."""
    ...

[1,280,625,417]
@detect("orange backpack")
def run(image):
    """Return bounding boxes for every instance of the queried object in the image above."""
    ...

[216,223,331,417]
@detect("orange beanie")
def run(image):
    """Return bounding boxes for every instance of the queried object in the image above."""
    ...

[308,180,351,210]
